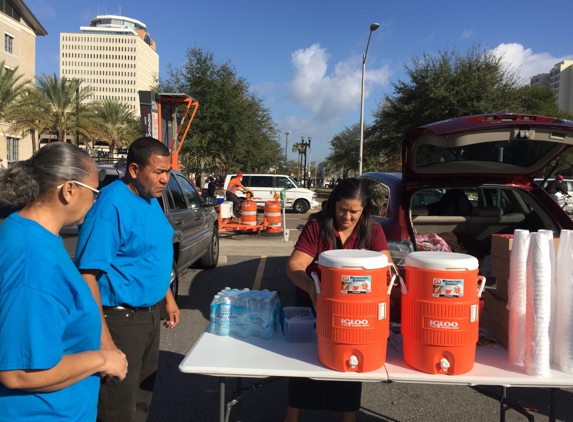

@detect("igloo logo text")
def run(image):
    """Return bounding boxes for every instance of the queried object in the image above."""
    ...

[341,319,369,327]
[429,320,459,329]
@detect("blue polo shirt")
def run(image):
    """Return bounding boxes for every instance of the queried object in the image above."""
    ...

[75,179,173,307]
[0,213,101,422]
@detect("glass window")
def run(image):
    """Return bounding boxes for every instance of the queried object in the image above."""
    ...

[7,137,18,161]
[249,176,273,187]
[361,178,390,218]
[412,189,444,208]
[275,176,294,189]
[176,175,201,209]
[167,177,187,210]
[416,140,556,168]
[4,34,13,54]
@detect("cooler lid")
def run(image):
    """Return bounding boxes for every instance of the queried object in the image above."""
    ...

[404,251,479,271]
[317,250,388,269]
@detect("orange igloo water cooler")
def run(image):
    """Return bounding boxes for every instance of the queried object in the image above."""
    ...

[315,250,393,372]
[401,252,486,375]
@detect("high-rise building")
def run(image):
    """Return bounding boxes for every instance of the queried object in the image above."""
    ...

[0,0,47,164]
[59,15,159,115]
[530,60,573,114]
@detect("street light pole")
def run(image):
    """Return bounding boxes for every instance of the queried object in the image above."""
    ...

[284,131,290,167]
[358,22,380,176]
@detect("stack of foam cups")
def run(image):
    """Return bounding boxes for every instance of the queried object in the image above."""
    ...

[539,229,557,366]
[507,229,530,365]
[524,232,552,376]
[553,230,573,373]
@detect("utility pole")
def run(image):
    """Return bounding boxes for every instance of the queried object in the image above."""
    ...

[284,131,290,167]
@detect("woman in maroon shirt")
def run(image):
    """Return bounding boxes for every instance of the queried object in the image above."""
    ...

[284,178,392,422]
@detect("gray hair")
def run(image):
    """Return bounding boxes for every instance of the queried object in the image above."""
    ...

[0,142,95,206]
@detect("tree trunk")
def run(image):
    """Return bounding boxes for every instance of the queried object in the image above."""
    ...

[31,130,37,153]
[197,155,205,188]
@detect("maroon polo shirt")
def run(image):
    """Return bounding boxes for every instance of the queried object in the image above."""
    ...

[293,219,389,305]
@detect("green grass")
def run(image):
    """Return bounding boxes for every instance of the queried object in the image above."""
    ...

[312,187,331,202]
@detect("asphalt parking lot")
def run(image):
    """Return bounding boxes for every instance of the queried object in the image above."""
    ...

[147,212,573,422]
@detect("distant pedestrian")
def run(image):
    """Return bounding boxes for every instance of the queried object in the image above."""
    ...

[0,143,127,421]
[544,174,571,203]
[207,176,216,198]
[226,173,253,217]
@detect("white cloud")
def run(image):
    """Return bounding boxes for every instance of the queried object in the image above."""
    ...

[460,29,474,39]
[287,43,391,123]
[252,81,276,95]
[490,43,573,84]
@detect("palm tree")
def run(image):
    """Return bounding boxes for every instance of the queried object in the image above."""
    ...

[92,99,138,158]
[0,61,31,121]
[35,74,94,142]
[5,88,51,154]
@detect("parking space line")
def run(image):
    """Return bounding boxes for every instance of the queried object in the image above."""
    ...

[252,256,267,290]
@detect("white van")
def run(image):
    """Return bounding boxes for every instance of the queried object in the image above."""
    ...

[223,174,320,213]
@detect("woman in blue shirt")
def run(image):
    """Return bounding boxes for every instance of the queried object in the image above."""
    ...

[0,142,128,422]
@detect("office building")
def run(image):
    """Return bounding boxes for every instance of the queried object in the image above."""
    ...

[530,60,573,114]
[0,0,47,164]
[60,15,159,115]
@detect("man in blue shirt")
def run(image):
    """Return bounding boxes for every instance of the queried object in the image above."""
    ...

[75,137,180,422]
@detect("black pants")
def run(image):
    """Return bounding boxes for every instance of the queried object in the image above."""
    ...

[98,306,161,422]
[226,191,242,215]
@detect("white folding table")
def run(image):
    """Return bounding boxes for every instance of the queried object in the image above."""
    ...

[179,330,573,422]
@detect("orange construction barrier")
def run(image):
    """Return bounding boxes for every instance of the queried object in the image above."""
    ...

[240,200,258,226]
[400,252,486,375]
[315,250,392,372]
[263,200,282,233]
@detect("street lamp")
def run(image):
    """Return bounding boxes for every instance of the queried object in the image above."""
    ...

[284,131,290,166]
[358,22,380,176]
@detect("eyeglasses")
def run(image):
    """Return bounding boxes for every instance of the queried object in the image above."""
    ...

[57,180,100,200]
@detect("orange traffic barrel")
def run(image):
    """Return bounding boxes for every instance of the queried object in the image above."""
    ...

[401,252,486,375]
[315,250,392,372]
[263,200,282,233]
[240,200,258,226]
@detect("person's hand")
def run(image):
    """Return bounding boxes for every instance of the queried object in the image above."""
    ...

[100,349,128,381]
[164,299,180,329]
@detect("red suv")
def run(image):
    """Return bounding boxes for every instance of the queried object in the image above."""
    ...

[359,114,573,319]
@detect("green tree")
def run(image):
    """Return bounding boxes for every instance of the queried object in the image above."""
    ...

[92,99,138,158]
[368,45,521,171]
[6,88,51,154]
[513,85,573,119]
[325,124,362,177]
[160,47,280,182]
[0,61,30,121]
[35,74,94,142]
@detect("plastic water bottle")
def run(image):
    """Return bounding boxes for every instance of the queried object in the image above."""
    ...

[209,295,221,334]
[216,296,232,336]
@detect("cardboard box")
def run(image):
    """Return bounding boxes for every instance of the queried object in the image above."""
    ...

[491,256,510,282]
[491,233,560,260]
[495,277,508,302]
[480,308,495,337]
[491,234,514,260]
[482,289,509,330]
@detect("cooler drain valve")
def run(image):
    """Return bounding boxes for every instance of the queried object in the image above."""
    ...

[440,358,450,372]
[349,356,359,368]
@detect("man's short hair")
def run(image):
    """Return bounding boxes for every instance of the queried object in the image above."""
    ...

[127,137,170,168]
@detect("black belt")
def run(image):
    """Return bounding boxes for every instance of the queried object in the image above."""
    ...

[103,303,158,312]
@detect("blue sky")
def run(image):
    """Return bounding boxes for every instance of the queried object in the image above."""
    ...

[28,0,573,164]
